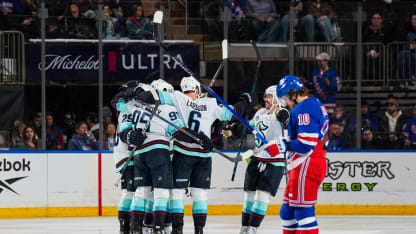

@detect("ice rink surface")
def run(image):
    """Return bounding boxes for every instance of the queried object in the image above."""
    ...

[0,215,416,234]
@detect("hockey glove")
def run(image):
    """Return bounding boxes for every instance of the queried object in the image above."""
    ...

[275,108,290,127]
[173,128,198,144]
[264,137,287,157]
[120,129,146,146]
[197,131,214,152]
[122,87,136,101]
[239,92,258,108]
[221,121,241,139]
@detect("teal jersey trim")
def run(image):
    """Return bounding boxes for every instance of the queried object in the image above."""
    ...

[219,105,234,121]
[269,162,285,167]
[158,90,174,105]
[249,119,255,129]
[115,160,134,173]
[116,99,130,113]
[134,143,170,155]
[166,120,184,138]
[173,146,212,158]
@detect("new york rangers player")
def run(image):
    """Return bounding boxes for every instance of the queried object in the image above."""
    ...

[265,75,329,234]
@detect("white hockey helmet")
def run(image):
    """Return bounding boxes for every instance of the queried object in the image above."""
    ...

[264,85,286,108]
[151,79,174,93]
[180,76,201,94]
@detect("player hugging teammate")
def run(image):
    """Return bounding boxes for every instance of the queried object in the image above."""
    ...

[111,77,256,234]
[111,74,328,234]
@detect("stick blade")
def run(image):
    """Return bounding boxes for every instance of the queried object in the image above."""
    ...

[153,11,163,24]
[222,40,228,59]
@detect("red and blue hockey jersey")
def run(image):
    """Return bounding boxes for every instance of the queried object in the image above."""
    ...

[287,97,329,170]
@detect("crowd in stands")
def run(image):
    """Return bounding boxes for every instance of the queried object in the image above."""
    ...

[0,0,153,40]
[2,107,117,151]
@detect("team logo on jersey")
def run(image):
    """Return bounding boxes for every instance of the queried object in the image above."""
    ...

[255,121,268,147]
[0,176,27,196]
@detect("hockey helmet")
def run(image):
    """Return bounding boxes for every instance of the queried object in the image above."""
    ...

[151,79,174,93]
[180,76,201,94]
[117,80,139,92]
[264,85,286,108]
[276,75,303,99]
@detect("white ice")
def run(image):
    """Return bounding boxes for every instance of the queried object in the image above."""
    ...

[1,216,416,234]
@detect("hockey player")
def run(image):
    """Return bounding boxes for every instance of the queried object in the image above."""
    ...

[266,75,329,234]
[116,79,204,234]
[224,85,289,234]
[111,80,147,234]
[133,76,258,234]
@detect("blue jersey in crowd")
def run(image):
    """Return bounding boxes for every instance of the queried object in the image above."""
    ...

[307,68,341,113]
[402,117,416,144]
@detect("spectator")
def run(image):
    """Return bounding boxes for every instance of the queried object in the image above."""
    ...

[98,5,124,40]
[281,0,305,42]
[23,126,40,150]
[31,112,42,139]
[221,0,250,41]
[304,0,340,42]
[378,97,408,149]
[200,0,221,41]
[305,52,341,114]
[347,99,379,134]
[64,3,96,39]
[21,0,39,16]
[62,111,77,148]
[46,113,64,150]
[398,13,416,81]
[72,0,97,17]
[86,112,99,140]
[125,4,153,40]
[327,122,344,150]
[402,105,416,149]
[104,123,116,150]
[68,121,99,150]
[0,0,23,31]
[11,120,25,148]
[361,127,382,150]
[362,12,392,80]
[103,106,113,127]
[245,0,281,42]
[16,13,38,39]
[330,105,347,133]
[0,134,8,149]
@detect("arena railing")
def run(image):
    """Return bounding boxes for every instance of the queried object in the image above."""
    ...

[0,31,25,85]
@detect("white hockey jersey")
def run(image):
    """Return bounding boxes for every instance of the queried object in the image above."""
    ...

[113,101,134,172]
[159,91,234,157]
[249,108,285,166]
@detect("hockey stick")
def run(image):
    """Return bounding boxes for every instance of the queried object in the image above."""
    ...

[114,88,161,187]
[153,11,268,145]
[200,61,224,98]
[231,40,262,181]
[134,101,241,163]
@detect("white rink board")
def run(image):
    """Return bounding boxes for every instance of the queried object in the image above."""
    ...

[0,151,416,209]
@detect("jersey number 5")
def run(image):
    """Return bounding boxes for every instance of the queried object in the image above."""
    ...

[298,113,310,125]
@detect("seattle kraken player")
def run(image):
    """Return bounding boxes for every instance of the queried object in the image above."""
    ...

[265,75,329,234]
[133,76,257,234]
[111,80,146,234]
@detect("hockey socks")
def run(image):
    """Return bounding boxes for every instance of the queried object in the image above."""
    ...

[242,191,255,227]
[280,204,319,234]
[191,188,208,228]
[118,190,133,234]
[170,189,185,230]
[249,191,271,228]
[153,188,170,230]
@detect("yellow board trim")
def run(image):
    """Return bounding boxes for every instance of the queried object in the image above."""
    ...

[2,205,416,219]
